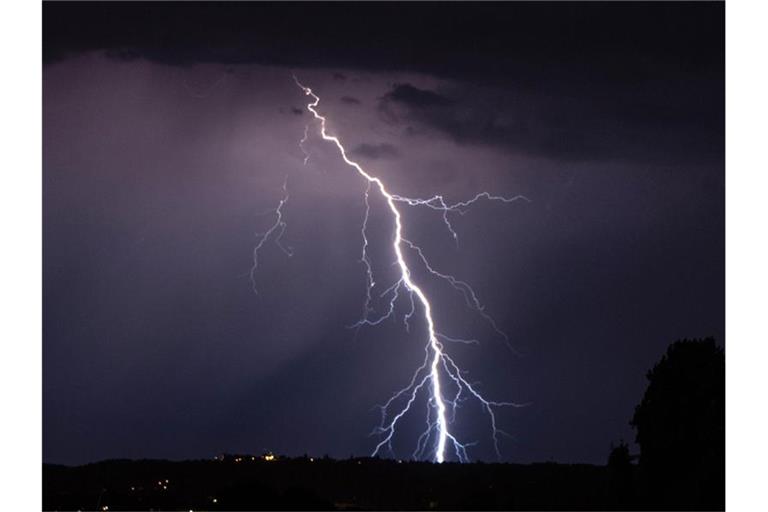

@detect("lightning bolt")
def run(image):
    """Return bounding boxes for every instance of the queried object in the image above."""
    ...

[254,75,529,462]
[249,176,292,293]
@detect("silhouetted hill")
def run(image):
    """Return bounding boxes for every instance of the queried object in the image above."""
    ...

[43,454,719,511]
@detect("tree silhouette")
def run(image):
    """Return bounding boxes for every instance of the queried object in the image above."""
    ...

[607,441,631,469]
[631,338,724,508]
[607,441,634,504]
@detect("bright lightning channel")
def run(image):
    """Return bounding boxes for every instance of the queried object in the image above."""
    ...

[254,75,529,463]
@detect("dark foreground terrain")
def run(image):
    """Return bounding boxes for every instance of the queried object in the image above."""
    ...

[43,454,721,511]
[44,339,725,510]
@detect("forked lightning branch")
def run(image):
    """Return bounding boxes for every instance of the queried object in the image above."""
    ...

[251,76,529,463]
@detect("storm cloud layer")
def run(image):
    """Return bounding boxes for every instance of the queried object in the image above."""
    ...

[43,2,723,466]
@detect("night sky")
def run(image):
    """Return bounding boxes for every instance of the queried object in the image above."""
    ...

[43,2,724,466]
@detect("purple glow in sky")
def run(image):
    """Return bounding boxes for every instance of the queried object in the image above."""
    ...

[43,2,724,466]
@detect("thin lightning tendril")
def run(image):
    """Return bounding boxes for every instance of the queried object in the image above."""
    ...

[253,75,529,462]
[250,176,292,293]
[299,124,311,166]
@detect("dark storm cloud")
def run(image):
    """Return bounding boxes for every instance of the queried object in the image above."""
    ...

[340,96,361,105]
[379,80,723,165]
[46,0,719,174]
[350,143,400,161]
[42,2,723,83]
[42,2,723,166]
[290,107,303,116]
[382,84,453,109]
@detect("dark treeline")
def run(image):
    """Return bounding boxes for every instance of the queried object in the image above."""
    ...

[43,338,724,511]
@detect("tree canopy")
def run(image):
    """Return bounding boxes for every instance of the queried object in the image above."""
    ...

[631,338,724,507]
